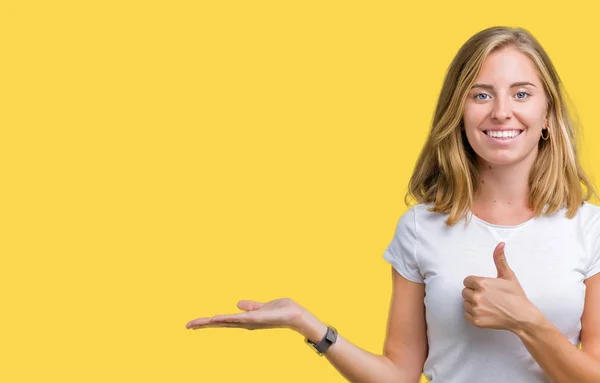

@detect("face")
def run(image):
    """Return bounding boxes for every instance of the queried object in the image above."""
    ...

[462,46,548,168]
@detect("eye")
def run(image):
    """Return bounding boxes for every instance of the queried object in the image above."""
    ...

[474,93,490,101]
[515,91,530,99]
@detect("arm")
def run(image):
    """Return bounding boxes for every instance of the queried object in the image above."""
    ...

[295,267,427,383]
[514,273,600,383]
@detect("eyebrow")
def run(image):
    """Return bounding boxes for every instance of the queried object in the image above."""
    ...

[471,82,536,90]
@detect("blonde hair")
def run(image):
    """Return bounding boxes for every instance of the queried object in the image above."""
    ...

[405,26,596,226]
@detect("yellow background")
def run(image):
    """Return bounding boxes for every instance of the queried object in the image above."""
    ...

[2,1,599,382]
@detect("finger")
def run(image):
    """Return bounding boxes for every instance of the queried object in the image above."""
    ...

[464,310,483,328]
[493,242,516,280]
[463,300,474,314]
[210,312,251,324]
[191,323,248,330]
[186,317,211,329]
[186,310,252,329]
[187,313,253,329]
[237,300,264,312]
[461,287,476,302]
[464,310,474,324]
[463,276,484,290]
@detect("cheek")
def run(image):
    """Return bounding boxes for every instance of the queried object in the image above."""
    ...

[462,106,490,152]
[518,112,545,130]
[514,101,547,128]
[462,107,487,138]
[462,105,487,128]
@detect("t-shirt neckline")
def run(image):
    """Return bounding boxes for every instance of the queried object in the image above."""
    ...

[468,211,536,229]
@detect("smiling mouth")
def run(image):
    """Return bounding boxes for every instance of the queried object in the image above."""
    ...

[483,130,524,139]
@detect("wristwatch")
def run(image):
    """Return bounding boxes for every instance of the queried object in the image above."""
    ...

[305,325,338,356]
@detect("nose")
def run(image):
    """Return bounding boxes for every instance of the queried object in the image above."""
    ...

[491,97,512,121]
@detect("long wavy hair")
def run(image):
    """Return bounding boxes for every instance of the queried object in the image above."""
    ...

[405,26,596,225]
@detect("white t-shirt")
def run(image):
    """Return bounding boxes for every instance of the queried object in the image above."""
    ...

[382,201,600,383]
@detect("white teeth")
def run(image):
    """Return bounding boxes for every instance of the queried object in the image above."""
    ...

[486,130,521,138]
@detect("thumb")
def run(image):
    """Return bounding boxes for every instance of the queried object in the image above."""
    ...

[237,300,265,312]
[493,242,516,280]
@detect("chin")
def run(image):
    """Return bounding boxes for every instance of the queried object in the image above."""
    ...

[484,157,521,166]
[477,150,535,167]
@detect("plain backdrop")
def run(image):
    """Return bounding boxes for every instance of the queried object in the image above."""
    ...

[1,1,599,382]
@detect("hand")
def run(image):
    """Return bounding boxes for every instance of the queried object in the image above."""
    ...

[186,298,306,332]
[462,242,539,332]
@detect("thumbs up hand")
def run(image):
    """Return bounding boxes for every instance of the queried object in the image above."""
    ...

[462,242,540,333]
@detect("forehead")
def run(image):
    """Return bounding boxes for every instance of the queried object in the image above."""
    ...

[475,46,541,84]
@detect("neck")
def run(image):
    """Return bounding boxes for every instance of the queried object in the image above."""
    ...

[474,156,535,211]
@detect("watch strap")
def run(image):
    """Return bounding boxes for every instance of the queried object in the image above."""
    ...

[305,326,338,355]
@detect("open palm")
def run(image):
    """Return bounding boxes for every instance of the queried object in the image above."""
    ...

[186,298,305,331]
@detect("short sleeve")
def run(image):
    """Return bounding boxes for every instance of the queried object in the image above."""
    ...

[382,207,423,283]
[585,209,600,279]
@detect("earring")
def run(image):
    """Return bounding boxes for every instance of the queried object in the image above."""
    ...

[541,129,550,141]
[541,120,550,141]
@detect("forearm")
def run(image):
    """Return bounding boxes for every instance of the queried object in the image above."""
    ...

[516,312,600,383]
[296,310,419,383]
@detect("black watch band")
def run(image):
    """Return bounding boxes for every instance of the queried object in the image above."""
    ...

[305,326,338,356]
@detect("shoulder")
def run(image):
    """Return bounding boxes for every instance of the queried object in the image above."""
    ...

[401,203,445,218]
[578,202,600,220]
[394,203,450,235]
[577,203,600,279]
[558,202,600,231]
[577,202,600,241]
[539,202,600,225]
[410,203,452,225]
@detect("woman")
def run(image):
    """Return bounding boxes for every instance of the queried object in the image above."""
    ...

[186,26,600,382]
